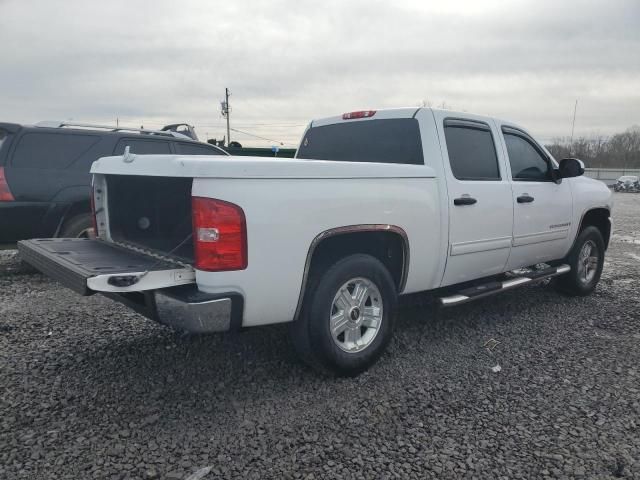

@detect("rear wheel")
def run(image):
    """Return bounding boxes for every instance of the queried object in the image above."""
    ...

[555,226,605,296]
[289,254,397,376]
[60,213,95,239]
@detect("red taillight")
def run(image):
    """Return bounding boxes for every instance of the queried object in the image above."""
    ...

[0,167,14,201]
[192,197,247,272]
[342,110,376,120]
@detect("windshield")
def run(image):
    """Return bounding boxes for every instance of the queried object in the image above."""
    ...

[296,118,424,165]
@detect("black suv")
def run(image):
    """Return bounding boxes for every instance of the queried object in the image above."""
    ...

[0,121,227,242]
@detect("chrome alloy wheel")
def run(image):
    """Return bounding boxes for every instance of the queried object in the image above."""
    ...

[330,277,383,353]
[576,240,599,285]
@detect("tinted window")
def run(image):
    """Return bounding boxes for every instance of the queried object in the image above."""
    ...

[114,138,171,155]
[504,133,550,181]
[444,123,500,180]
[296,118,424,165]
[175,143,224,155]
[12,132,100,169]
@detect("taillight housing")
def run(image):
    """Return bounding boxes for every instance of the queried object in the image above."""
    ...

[0,167,14,201]
[192,197,247,271]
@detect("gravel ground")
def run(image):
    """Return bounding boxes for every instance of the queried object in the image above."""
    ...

[1,193,639,480]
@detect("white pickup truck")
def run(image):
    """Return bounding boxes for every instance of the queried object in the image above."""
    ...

[19,108,613,376]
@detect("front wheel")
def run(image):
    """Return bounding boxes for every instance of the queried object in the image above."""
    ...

[289,254,397,376]
[555,226,605,296]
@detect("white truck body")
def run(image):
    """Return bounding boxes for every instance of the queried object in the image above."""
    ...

[19,107,613,374]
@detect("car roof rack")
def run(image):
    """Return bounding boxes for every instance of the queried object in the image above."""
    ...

[34,121,191,139]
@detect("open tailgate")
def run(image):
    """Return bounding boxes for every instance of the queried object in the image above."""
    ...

[18,238,195,296]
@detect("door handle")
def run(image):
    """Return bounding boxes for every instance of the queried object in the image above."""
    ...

[517,194,535,203]
[454,196,477,206]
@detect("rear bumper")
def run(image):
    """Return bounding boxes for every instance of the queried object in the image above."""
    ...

[18,238,243,333]
[156,292,232,333]
[106,286,244,334]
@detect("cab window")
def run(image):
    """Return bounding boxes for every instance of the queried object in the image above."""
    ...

[503,132,551,181]
[444,119,501,181]
[297,118,424,165]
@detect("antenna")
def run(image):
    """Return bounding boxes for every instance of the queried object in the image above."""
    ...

[569,99,578,152]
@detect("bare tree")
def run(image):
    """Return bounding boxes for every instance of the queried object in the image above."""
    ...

[545,126,640,169]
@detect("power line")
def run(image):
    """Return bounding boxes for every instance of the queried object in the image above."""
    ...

[229,127,297,146]
[229,123,307,127]
[195,123,306,128]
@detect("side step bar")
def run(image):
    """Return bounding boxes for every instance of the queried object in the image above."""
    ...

[439,264,570,307]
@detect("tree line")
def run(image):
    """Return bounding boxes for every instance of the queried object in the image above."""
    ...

[545,126,640,169]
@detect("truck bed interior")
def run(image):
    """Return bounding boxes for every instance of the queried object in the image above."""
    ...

[106,175,194,262]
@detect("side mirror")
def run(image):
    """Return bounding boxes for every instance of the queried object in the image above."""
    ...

[558,158,585,178]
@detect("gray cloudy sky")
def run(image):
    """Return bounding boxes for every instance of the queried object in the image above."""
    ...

[1,0,638,146]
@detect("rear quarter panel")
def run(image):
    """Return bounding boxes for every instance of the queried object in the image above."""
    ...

[192,176,440,327]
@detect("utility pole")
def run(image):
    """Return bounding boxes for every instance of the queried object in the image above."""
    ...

[221,88,231,146]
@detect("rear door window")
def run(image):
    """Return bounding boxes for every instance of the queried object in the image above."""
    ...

[444,120,501,180]
[12,132,100,169]
[114,138,171,155]
[296,118,424,165]
[503,132,551,181]
[175,142,225,155]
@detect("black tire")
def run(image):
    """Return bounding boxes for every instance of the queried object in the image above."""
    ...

[60,213,95,238]
[289,254,397,377]
[555,226,605,296]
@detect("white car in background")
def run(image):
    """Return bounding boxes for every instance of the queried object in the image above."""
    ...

[614,175,640,192]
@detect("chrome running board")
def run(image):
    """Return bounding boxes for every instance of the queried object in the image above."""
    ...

[439,264,570,307]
